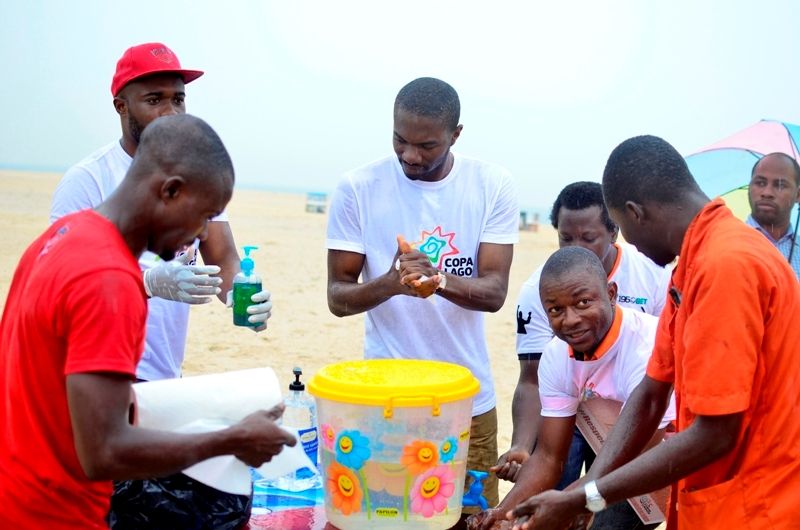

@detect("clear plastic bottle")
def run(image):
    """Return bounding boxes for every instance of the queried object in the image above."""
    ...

[275,367,321,491]
[233,246,261,327]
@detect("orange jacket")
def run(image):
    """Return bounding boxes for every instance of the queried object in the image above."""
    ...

[647,199,800,529]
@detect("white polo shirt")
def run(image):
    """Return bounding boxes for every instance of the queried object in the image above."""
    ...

[539,306,675,428]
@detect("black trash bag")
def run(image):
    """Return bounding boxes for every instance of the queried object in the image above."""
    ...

[108,473,252,530]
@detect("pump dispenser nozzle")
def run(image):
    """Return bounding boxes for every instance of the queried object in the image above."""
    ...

[241,246,258,276]
[290,367,305,391]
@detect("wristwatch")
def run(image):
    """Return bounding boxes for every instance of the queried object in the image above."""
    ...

[435,272,447,293]
[584,480,607,513]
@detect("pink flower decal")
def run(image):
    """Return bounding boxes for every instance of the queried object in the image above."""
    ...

[410,465,456,518]
[321,423,336,451]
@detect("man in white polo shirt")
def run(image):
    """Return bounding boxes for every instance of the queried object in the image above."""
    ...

[470,246,674,530]
[494,182,669,485]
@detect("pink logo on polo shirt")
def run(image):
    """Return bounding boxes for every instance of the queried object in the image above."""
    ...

[414,226,477,277]
[413,226,458,267]
[581,382,599,402]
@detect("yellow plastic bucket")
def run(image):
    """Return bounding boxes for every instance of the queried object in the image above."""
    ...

[308,359,479,530]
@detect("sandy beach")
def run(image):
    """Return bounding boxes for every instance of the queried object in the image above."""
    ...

[0,169,560,500]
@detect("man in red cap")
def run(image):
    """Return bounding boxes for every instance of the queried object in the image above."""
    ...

[49,42,274,527]
[52,42,272,382]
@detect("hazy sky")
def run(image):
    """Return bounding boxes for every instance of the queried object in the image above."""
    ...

[2,0,799,213]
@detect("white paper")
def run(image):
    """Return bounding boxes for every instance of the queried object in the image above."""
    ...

[132,368,313,495]
[176,422,316,495]
[133,368,282,430]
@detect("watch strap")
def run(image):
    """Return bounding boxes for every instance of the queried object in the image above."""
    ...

[435,272,447,292]
[584,480,607,512]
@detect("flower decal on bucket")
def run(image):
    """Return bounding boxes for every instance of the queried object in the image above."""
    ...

[321,423,336,451]
[401,439,439,475]
[335,430,371,470]
[333,429,373,518]
[410,465,456,518]
[439,436,458,463]
[327,462,363,516]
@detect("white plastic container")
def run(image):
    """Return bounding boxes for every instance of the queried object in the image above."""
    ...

[308,359,479,530]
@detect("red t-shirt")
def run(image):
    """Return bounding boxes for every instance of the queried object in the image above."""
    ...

[647,199,800,529]
[0,210,146,529]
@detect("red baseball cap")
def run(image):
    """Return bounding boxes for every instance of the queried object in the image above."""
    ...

[111,42,204,96]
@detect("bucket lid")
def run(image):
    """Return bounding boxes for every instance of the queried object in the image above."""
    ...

[308,359,479,418]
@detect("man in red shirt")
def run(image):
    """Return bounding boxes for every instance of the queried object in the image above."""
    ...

[0,114,296,529]
[505,135,800,530]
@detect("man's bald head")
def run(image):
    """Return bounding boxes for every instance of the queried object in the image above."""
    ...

[129,113,234,193]
[113,114,235,260]
[751,152,800,186]
[540,246,608,288]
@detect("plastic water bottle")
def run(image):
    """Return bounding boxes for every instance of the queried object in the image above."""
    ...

[275,367,321,491]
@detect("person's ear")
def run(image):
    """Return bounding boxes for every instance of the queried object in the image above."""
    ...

[450,124,463,146]
[160,176,186,202]
[113,96,127,116]
[607,280,618,307]
[624,201,646,224]
[610,225,620,243]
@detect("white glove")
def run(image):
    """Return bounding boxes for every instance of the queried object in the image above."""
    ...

[226,289,273,332]
[143,250,222,304]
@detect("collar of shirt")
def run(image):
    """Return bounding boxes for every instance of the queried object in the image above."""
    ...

[569,305,623,362]
[745,215,795,244]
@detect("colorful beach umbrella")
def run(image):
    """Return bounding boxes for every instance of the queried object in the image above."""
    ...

[685,119,800,219]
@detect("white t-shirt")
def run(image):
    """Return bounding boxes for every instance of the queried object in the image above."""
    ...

[50,141,228,381]
[539,307,675,428]
[516,242,670,358]
[326,153,519,416]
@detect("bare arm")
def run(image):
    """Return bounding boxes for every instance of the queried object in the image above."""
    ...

[583,375,672,481]
[400,242,514,312]
[199,221,240,303]
[591,412,740,502]
[327,247,408,317]
[503,416,574,506]
[508,377,743,528]
[66,372,296,481]
[493,359,542,481]
[472,416,574,530]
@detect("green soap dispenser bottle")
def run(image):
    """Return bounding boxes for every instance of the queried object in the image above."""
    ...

[233,246,262,327]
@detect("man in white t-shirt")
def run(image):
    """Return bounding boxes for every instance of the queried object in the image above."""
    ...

[469,246,674,530]
[326,77,519,516]
[494,182,669,485]
[51,43,272,382]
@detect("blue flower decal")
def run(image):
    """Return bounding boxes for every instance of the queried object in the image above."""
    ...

[335,429,371,470]
[439,436,458,463]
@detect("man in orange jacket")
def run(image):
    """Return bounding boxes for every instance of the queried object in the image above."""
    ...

[505,135,800,530]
